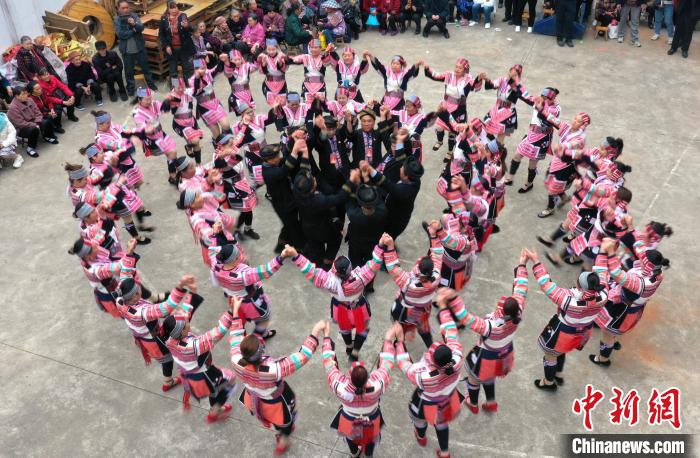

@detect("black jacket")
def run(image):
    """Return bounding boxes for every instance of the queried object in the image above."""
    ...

[424,0,448,18]
[311,125,352,191]
[92,51,124,80]
[66,62,97,89]
[370,170,421,238]
[114,13,147,55]
[262,154,299,215]
[341,120,392,168]
[159,12,195,55]
[346,193,388,249]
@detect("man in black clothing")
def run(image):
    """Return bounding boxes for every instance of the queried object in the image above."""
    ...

[668,0,700,58]
[114,0,157,95]
[92,41,128,102]
[345,182,388,292]
[404,0,425,34]
[340,105,392,168]
[555,0,578,47]
[160,1,196,83]
[311,115,352,193]
[261,143,306,252]
[376,127,413,184]
[66,52,103,110]
[363,155,424,241]
[293,142,352,269]
[423,0,450,38]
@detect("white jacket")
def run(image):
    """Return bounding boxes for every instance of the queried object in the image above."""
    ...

[0,121,17,149]
[474,0,495,7]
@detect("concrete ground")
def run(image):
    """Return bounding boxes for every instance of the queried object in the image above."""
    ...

[1,15,699,458]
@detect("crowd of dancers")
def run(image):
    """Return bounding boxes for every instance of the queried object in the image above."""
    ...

[65,37,673,457]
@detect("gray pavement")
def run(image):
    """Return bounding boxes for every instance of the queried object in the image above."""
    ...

[1,18,699,458]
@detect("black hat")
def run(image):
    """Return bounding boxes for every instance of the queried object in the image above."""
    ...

[294,172,314,195]
[95,40,107,50]
[323,115,337,129]
[418,256,434,278]
[260,144,281,160]
[213,158,228,169]
[356,184,379,208]
[357,108,376,120]
[403,156,424,181]
[433,345,453,367]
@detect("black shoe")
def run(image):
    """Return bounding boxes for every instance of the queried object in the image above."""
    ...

[44,137,59,144]
[96,99,104,107]
[54,127,65,134]
[422,30,429,37]
[136,236,152,245]
[109,92,118,102]
[365,283,375,294]
[415,28,421,34]
[537,235,554,247]
[554,376,565,385]
[127,90,135,97]
[262,329,277,340]
[682,50,688,58]
[244,228,261,240]
[518,182,534,193]
[613,341,622,351]
[491,224,500,234]
[565,39,574,47]
[502,16,511,22]
[534,379,557,391]
[443,30,450,39]
[667,47,677,55]
[120,91,129,101]
[147,82,159,91]
[68,114,79,122]
[26,149,39,158]
[273,242,284,254]
[589,354,611,367]
[557,38,565,47]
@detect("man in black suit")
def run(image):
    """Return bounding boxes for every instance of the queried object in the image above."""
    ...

[340,105,392,168]
[423,0,450,38]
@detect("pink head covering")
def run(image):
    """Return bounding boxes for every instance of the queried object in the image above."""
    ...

[455,57,469,71]
[406,94,421,109]
[342,46,356,56]
[230,49,243,59]
[577,112,591,128]
[511,64,523,77]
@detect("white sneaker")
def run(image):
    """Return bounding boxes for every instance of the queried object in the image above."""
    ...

[527,26,533,33]
[13,155,24,168]
[667,37,673,45]
[485,22,491,29]
[634,40,641,47]
[468,20,477,26]
[617,36,624,43]
[651,33,659,40]
[515,25,521,32]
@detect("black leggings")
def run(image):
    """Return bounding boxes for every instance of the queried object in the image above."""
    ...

[237,211,253,228]
[162,360,173,377]
[514,0,538,26]
[275,423,294,436]
[347,438,376,456]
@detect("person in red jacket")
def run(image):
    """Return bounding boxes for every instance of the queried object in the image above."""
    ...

[37,67,79,122]
[363,0,388,33]
[381,0,404,34]
[27,81,65,135]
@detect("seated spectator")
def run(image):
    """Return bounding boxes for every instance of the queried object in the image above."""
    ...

[193,22,221,69]
[1,74,12,104]
[423,0,450,38]
[362,0,386,32]
[14,36,60,82]
[245,0,265,20]
[66,52,103,110]
[0,112,23,169]
[263,4,286,41]
[27,81,65,135]
[197,21,223,55]
[595,0,619,27]
[92,40,128,102]
[242,13,267,56]
[456,0,474,26]
[227,9,247,39]
[470,0,494,28]
[319,1,347,40]
[379,0,402,35]
[36,68,79,122]
[7,84,58,157]
[285,3,315,46]
[343,0,362,40]
[213,15,236,47]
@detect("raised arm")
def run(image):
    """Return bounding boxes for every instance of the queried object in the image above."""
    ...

[192,309,235,355]
[238,255,284,285]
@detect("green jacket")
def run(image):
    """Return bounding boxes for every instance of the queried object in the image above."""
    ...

[285,14,309,45]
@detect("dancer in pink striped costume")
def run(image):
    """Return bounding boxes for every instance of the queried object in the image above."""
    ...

[368,52,421,110]
[507,87,561,193]
[164,78,205,164]
[117,272,197,393]
[619,220,672,270]
[329,46,370,102]
[93,110,144,189]
[384,231,444,348]
[481,64,529,143]
[531,246,610,391]
[390,94,437,160]
[173,155,221,194]
[190,58,230,141]
[210,242,296,340]
[591,239,669,367]
[435,209,478,294]
[424,58,483,155]
[74,201,122,257]
[537,110,590,218]
[256,39,289,105]
[324,87,366,122]
[229,303,326,456]
[322,321,398,457]
[163,295,237,423]
[287,40,334,102]
[221,49,258,115]
[232,103,281,195]
[396,290,465,458]
[131,87,178,184]
[288,241,387,360]
[461,251,528,414]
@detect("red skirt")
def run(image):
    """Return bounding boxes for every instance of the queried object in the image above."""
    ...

[241,382,296,429]
[332,297,370,332]
[467,344,514,382]
[538,314,593,356]
[94,289,120,318]
[331,408,384,445]
[410,389,464,426]
[594,302,646,336]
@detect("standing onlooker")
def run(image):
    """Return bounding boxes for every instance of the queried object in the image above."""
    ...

[668,0,700,58]
[27,81,65,135]
[92,41,128,102]
[470,0,494,28]
[0,113,23,169]
[36,68,79,122]
[651,0,674,44]
[513,0,538,32]
[14,36,59,82]
[555,0,578,47]
[160,1,195,83]
[66,52,104,110]
[114,0,157,96]
[423,0,450,38]
[501,0,515,24]
[616,0,643,47]
[7,84,57,157]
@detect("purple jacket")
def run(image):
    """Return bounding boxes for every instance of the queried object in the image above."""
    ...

[7,98,43,130]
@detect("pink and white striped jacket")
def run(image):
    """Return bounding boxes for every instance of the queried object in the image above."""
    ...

[210,254,283,298]
[166,310,234,373]
[606,253,664,308]
[229,317,319,398]
[323,338,395,416]
[120,287,188,339]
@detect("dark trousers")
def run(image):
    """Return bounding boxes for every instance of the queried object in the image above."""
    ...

[50,110,63,129]
[388,12,403,31]
[404,8,424,30]
[556,0,577,39]
[123,51,155,94]
[101,69,127,95]
[18,126,40,148]
[671,15,698,52]
[167,47,194,81]
[277,209,305,248]
[424,17,448,33]
[504,0,515,20]
[73,82,103,105]
[39,118,55,140]
[303,231,342,265]
[576,0,592,22]
[514,0,538,26]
